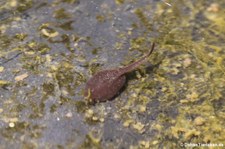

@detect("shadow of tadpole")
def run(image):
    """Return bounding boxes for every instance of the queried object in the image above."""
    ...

[146,60,162,74]
[114,60,163,100]
[126,59,163,82]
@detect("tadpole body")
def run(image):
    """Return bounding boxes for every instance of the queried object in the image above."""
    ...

[84,43,155,103]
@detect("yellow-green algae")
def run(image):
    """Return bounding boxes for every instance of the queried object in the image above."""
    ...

[81,0,225,148]
[0,0,33,13]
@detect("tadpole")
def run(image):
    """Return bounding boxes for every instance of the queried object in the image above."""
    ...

[84,43,156,103]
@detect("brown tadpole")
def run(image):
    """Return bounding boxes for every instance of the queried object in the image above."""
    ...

[84,43,156,103]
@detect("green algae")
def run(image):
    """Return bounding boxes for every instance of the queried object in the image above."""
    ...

[115,0,125,5]
[135,8,153,31]
[58,20,74,31]
[0,0,32,13]
[128,1,225,148]
[58,0,79,4]
[78,132,102,149]
[14,33,27,41]
[97,0,224,148]
[16,0,33,13]
[1,121,45,140]
[53,8,72,19]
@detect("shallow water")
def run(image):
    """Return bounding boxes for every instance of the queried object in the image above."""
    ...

[0,0,224,148]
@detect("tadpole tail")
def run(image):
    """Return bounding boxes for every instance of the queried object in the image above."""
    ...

[119,42,155,74]
[146,42,155,57]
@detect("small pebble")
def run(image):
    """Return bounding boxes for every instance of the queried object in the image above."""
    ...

[41,28,59,37]
[85,109,94,118]
[92,116,98,121]
[9,122,15,128]
[99,118,104,122]
[65,112,73,118]
[207,3,219,12]
[140,141,150,148]
[132,122,145,133]
[152,140,159,145]
[183,58,192,68]
[194,116,205,126]
[139,105,146,113]
[123,120,132,127]
[15,73,28,81]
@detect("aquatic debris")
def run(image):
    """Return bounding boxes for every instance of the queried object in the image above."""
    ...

[15,73,29,81]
